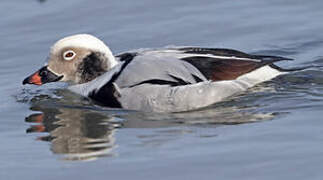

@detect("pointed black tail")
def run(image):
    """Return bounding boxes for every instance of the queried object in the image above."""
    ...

[270,64,323,72]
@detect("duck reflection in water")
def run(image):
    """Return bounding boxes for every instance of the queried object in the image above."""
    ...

[22,84,279,161]
[25,105,119,161]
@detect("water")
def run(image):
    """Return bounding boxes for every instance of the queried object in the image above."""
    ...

[1,0,323,179]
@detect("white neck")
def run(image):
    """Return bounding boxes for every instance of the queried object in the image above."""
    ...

[103,47,119,70]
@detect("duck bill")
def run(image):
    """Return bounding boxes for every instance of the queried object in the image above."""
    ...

[22,66,63,86]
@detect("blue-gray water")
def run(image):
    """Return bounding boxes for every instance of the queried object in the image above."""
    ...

[1,0,323,179]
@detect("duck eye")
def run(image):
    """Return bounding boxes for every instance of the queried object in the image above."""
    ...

[63,50,76,61]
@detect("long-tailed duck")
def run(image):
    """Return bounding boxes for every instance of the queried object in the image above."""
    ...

[23,34,295,112]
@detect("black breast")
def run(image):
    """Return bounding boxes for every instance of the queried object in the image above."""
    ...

[87,53,137,108]
[88,83,122,108]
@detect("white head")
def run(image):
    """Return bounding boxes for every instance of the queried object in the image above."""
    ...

[23,34,119,86]
[50,34,115,63]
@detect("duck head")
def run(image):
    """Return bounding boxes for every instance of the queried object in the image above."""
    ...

[23,34,118,86]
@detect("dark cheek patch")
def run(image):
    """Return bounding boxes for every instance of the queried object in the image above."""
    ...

[77,52,108,83]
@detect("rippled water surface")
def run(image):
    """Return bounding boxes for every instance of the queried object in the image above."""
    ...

[1,0,323,179]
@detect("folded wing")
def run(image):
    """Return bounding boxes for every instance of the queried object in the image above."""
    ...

[178,47,292,81]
